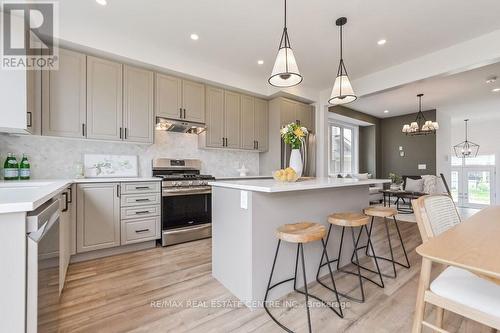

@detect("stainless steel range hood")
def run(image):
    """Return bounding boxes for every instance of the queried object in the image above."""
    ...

[155,117,206,134]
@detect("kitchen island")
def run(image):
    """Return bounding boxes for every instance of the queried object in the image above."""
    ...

[208,177,390,307]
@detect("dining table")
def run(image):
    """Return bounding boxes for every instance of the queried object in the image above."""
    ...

[413,205,500,332]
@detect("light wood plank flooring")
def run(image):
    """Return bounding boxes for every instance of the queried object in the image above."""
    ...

[45,219,492,333]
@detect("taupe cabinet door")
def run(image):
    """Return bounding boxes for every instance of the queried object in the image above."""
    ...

[77,183,120,253]
[182,80,205,123]
[254,98,269,152]
[155,73,183,120]
[42,49,86,138]
[240,95,255,150]
[155,75,205,123]
[280,98,297,127]
[224,91,241,149]
[205,86,225,147]
[86,56,123,140]
[295,103,314,131]
[123,65,154,143]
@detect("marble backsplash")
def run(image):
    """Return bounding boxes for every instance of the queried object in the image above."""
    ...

[0,131,260,179]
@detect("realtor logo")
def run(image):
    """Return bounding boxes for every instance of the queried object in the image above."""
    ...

[1,1,59,70]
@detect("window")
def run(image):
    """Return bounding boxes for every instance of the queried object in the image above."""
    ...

[329,122,358,176]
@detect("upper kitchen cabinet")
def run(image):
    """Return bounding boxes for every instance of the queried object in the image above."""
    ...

[204,86,225,147]
[155,73,182,120]
[240,95,255,150]
[123,65,154,143]
[254,98,269,152]
[224,90,241,149]
[42,49,86,138]
[201,88,268,152]
[182,80,205,123]
[295,103,314,131]
[155,74,205,123]
[86,56,123,141]
[276,97,314,132]
[0,30,42,134]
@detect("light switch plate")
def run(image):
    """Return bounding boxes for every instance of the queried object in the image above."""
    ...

[418,164,427,170]
[240,190,248,209]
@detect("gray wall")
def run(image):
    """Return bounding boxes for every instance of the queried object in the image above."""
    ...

[380,110,436,177]
[329,106,437,179]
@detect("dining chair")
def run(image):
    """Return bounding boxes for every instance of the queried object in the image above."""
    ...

[412,194,500,333]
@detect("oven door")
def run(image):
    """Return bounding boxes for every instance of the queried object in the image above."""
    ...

[162,189,211,230]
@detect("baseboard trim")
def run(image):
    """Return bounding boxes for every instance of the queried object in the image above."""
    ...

[70,240,157,263]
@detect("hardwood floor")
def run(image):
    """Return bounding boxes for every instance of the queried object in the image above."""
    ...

[46,219,492,333]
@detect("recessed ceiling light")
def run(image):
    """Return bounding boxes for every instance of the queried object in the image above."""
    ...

[492,88,500,92]
[384,110,389,113]
[257,60,264,65]
[377,39,387,45]
[96,0,107,6]
[486,76,497,84]
[190,34,199,41]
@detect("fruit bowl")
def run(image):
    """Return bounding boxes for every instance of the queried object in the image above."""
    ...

[273,168,299,182]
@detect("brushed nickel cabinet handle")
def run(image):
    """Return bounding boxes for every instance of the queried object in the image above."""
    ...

[135,198,150,202]
[135,210,150,215]
[135,229,150,233]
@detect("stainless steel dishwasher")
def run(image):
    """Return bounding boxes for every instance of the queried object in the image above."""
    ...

[26,199,61,333]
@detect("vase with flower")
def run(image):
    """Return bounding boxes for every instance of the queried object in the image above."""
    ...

[280,122,308,177]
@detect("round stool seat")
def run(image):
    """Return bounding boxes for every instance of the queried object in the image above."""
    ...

[328,212,369,227]
[364,206,398,218]
[276,222,326,243]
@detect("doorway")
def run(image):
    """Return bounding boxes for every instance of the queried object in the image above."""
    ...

[451,155,496,208]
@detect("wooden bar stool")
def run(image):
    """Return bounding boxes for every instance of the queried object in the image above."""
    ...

[358,206,410,279]
[264,222,343,333]
[316,212,384,303]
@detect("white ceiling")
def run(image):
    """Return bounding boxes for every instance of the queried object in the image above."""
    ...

[349,61,500,118]
[58,0,500,95]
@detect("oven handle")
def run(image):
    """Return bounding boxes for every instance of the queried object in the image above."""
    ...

[163,189,211,197]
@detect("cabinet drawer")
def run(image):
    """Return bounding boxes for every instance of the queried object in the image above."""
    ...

[121,216,160,245]
[121,205,160,220]
[120,182,160,195]
[120,193,161,207]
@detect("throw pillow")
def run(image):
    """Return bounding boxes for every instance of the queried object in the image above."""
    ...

[421,175,438,194]
[405,178,424,192]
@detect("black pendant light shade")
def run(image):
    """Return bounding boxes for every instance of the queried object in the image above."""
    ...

[268,0,302,87]
[329,17,357,105]
[453,119,479,158]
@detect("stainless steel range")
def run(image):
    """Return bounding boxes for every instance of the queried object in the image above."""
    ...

[153,158,214,246]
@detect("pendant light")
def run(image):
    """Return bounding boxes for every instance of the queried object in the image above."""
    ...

[401,94,439,136]
[329,17,356,105]
[268,0,302,87]
[453,119,479,158]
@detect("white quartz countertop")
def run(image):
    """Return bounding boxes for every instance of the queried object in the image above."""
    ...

[215,175,273,180]
[209,177,390,193]
[0,177,161,214]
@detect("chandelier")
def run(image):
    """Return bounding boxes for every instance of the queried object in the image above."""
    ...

[402,94,439,136]
[453,119,479,158]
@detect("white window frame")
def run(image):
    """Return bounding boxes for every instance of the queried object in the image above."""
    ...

[328,120,359,177]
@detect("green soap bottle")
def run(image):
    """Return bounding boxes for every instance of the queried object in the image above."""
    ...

[19,154,31,180]
[3,153,19,180]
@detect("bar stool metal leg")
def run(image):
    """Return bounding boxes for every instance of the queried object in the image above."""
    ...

[348,224,385,288]
[393,216,411,268]
[362,216,411,276]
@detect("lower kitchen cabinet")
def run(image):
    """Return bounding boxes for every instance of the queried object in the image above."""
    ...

[121,216,161,245]
[76,183,120,253]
